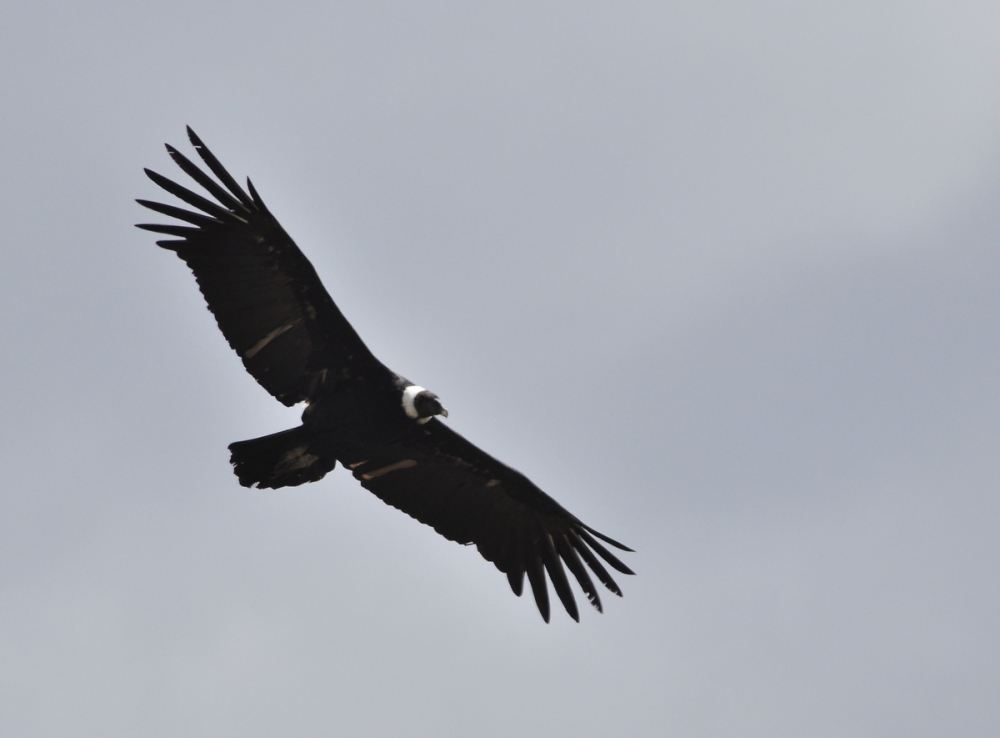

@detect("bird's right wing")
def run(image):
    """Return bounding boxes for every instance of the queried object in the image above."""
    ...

[343,419,634,622]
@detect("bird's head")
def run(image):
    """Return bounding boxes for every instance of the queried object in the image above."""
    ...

[402,385,449,424]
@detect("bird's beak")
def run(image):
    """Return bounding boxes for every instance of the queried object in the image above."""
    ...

[439,406,449,418]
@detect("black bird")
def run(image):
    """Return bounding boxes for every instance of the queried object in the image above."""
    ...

[136,128,633,622]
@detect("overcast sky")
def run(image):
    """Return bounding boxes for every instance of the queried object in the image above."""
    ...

[2,2,1000,736]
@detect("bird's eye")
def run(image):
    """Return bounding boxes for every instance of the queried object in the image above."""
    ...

[414,391,445,418]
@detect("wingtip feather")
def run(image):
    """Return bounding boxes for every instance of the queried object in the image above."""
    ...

[246,177,271,214]
[507,569,524,597]
[525,555,550,623]
[578,529,635,576]
[581,524,635,552]
[569,530,623,597]
[556,534,603,613]
[183,128,254,208]
[540,532,579,622]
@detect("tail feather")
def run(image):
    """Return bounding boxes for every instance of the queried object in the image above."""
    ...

[229,426,337,489]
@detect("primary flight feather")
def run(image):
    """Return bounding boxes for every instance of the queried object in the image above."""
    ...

[137,128,634,622]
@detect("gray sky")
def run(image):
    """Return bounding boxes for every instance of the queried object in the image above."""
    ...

[2,2,999,736]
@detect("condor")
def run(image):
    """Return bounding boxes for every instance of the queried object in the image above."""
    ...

[137,128,633,622]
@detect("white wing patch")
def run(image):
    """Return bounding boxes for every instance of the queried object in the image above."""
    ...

[245,318,302,359]
[360,459,417,480]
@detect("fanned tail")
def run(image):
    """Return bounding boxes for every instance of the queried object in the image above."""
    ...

[229,426,337,489]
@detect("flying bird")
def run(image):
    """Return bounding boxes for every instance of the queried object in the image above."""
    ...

[136,128,633,622]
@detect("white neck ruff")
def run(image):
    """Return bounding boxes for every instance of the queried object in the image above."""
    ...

[401,384,426,420]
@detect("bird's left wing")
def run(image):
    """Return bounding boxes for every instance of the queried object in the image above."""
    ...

[343,420,634,622]
[136,128,379,406]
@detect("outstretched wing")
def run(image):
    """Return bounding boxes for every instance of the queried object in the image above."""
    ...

[344,420,634,622]
[137,127,378,406]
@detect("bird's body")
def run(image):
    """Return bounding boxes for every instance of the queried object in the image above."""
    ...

[137,128,633,621]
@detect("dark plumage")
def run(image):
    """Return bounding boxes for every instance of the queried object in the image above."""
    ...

[137,128,634,622]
